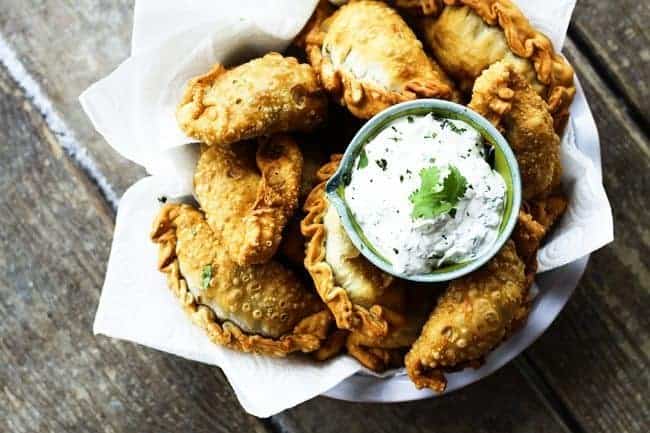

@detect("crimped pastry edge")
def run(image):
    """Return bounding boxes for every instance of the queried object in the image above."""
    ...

[304,1,456,119]
[151,203,332,357]
[413,0,575,131]
[301,155,399,338]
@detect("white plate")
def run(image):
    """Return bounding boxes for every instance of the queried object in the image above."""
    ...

[323,79,598,402]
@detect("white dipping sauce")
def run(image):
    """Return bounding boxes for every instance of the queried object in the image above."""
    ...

[345,113,506,275]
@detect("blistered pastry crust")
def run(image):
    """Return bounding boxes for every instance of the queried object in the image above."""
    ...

[469,60,561,200]
[304,1,457,119]
[405,241,529,391]
[151,203,332,357]
[177,52,327,145]
[194,136,302,266]
[346,305,428,372]
[417,0,575,131]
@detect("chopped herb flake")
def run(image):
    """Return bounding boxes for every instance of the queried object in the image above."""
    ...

[375,159,388,170]
[440,119,467,134]
[201,265,212,289]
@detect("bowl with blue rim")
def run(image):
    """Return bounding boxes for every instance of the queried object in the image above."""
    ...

[326,99,522,283]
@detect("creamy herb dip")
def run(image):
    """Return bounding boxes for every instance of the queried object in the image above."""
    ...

[345,113,506,275]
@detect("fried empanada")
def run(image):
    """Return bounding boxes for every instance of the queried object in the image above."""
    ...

[151,204,333,356]
[511,210,545,287]
[194,135,302,265]
[528,193,568,233]
[313,329,350,362]
[297,139,330,202]
[345,314,410,371]
[302,155,407,338]
[305,0,457,119]
[279,216,308,268]
[346,286,436,371]
[514,193,568,282]
[469,59,561,200]
[405,240,528,392]
[177,52,327,146]
[419,1,575,131]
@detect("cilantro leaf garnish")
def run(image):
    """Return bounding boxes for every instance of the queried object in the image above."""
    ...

[201,265,212,289]
[357,148,368,169]
[375,159,388,170]
[409,165,468,219]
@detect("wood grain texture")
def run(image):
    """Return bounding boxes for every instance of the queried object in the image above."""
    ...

[0,0,144,197]
[0,3,573,431]
[522,39,650,433]
[0,64,269,433]
[0,0,648,432]
[570,0,650,126]
[276,367,571,433]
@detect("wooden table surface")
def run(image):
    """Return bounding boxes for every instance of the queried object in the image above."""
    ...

[0,1,648,432]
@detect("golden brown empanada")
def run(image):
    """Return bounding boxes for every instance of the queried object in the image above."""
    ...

[194,135,302,266]
[151,203,333,356]
[469,59,561,200]
[512,210,545,282]
[528,193,568,233]
[404,240,528,391]
[345,313,411,371]
[177,52,327,145]
[302,155,407,338]
[346,286,436,371]
[304,0,458,119]
[418,1,575,131]
[514,194,568,282]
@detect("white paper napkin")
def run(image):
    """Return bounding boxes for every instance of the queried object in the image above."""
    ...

[80,0,612,417]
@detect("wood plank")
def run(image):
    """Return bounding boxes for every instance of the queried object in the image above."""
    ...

[521,39,650,433]
[0,0,144,198]
[0,3,571,430]
[570,0,650,127]
[2,1,647,431]
[275,366,571,433]
[0,64,269,433]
